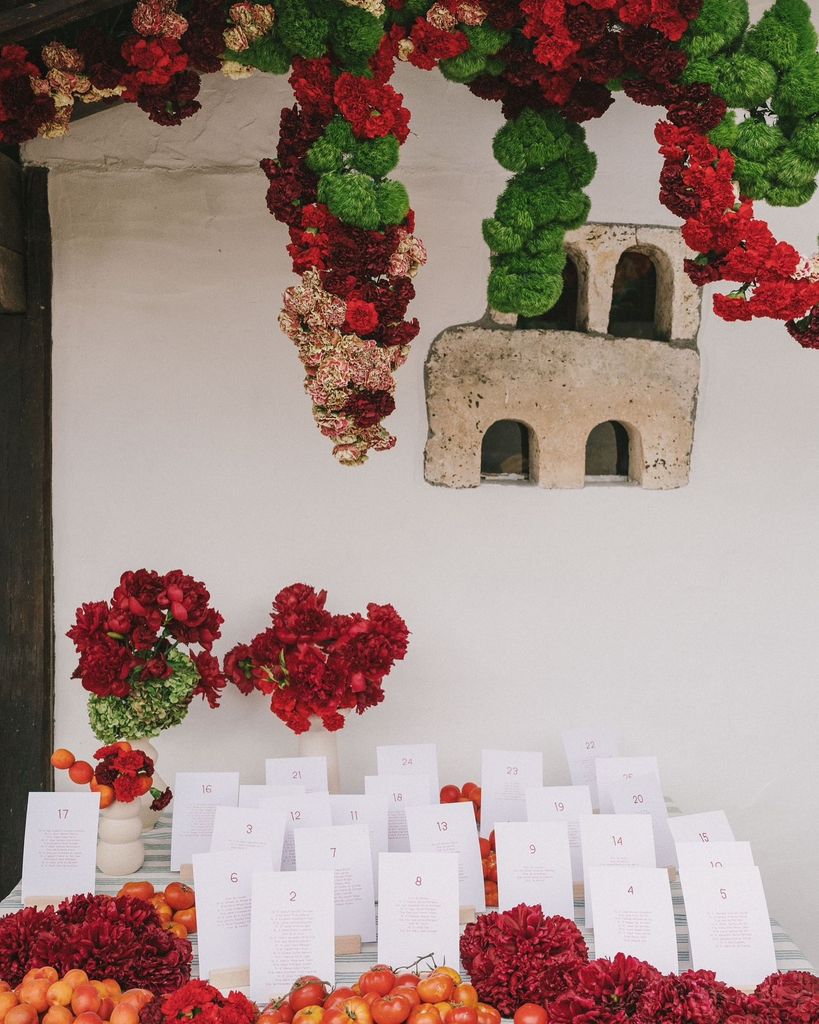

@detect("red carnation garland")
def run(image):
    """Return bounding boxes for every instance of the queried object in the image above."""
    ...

[224,582,409,733]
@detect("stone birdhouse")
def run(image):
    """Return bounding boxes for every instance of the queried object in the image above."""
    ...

[424,223,702,490]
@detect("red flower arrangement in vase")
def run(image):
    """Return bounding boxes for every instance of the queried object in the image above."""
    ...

[224,583,409,734]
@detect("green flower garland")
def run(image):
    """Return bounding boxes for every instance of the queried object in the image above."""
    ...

[88,649,202,743]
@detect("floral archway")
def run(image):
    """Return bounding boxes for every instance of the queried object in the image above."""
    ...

[3,0,819,464]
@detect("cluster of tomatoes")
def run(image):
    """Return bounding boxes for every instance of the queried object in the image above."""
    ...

[0,968,153,1024]
[256,967,503,1024]
[439,784,497,908]
[116,881,197,940]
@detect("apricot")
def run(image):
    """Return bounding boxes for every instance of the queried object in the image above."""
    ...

[98,997,115,1021]
[89,984,107,999]
[43,1006,74,1024]
[62,972,89,990]
[5,1005,38,1024]
[0,985,9,994]
[110,1003,139,1024]
[118,991,152,1011]
[0,992,19,1022]
[74,1013,104,1024]
[18,980,50,1013]
[47,983,74,1007]
[71,985,101,1016]
[68,761,93,785]
[51,750,76,770]
[99,982,121,999]
[95,785,115,809]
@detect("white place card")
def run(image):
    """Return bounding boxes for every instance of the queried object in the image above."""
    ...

[330,794,389,897]
[365,774,431,852]
[609,773,676,868]
[406,802,485,912]
[240,784,305,808]
[561,726,618,808]
[668,810,735,845]
[480,749,543,838]
[676,841,754,874]
[590,866,678,974]
[265,757,328,794]
[494,821,574,920]
[377,744,440,802]
[294,824,376,941]
[250,869,335,1001]
[260,792,332,871]
[171,772,240,871]
[193,847,268,980]
[526,785,592,882]
[580,814,656,927]
[22,792,99,902]
[680,866,776,988]
[595,757,660,815]
[210,805,287,869]
[377,852,460,970]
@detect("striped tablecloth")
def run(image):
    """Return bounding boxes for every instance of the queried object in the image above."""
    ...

[1,814,813,987]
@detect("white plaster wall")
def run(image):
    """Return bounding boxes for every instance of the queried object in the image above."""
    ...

[24,55,819,965]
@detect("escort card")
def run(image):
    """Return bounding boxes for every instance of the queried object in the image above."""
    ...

[377,744,440,801]
[22,792,99,902]
[210,805,287,869]
[405,802,485,912]
[561,726,618,808]
[239,784,305,808]
[480,749,543,838]
[294,824,376,941]
[259,792,333,871]
[249,869,335,1001]
[580,814,656,927]
[668,810,735,845]
[609,773,676,868]
[265,757,328,794]
[595,757,660,815]
[589,866,679,974]
[171,772,240,871]
[680,866,776,988]
[193,847,268,980]
[377,852,460,970]
[365,774,431,852]
[330,794,389,897]
[676,840,754,874]
[525,785,592,882]
[494,821,574,920]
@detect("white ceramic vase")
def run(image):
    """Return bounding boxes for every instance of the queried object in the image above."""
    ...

[297,715,342,793]
[129,738,167,831]
[97,799,145,875]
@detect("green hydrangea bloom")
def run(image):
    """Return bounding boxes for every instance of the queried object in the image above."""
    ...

[88,650,200,743]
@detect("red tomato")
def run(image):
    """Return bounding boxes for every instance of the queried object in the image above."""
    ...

[408,1008,440,1024]
[445,1011,476,1024]
[452,987,477,1010]
[292,1008,324,1024]
[484,853,497,883]
[164,883,195,912]
[475,1006,500,1024]
[461,782,479,800]
[117,881,155,901]
[478,838,491,859]
[359,971,396,998]
[324,991,357,1011]
[371,994,412,1024]
[323,1012,346,1024]
[467,786,481,805]
[291,985,329,1013]
[258,1014,284,1024]
[173,907,197,933]
[340,998,373,1024]
[512,1006,547,1024]
[392,976,420,990]
[488,830,495,851]
[390,988,420,1010]
[416,977,453,1006]
[263,1000,293,1024]
[439,786,461,804]
[361,994,379,1010]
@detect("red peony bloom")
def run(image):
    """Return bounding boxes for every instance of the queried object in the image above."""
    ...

[73,636,137,698]
[272,584,335,645]
[461,905,588,1015]
[191,649,227,709]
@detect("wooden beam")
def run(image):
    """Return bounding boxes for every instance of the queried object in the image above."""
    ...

[0,0,131,45]
[0,152,25,312]
[0,165,54,897]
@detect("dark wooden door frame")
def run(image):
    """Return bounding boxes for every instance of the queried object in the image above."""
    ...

[0,153,54,894]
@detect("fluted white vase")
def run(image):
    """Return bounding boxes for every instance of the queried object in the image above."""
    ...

[129,738,167,831]
[97,799,144,875]
[297,715,342,793]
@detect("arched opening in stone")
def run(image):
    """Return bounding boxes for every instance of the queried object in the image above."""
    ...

[608,250,659,339]
[481,420,531,481]
[585,420,631,480]
[517,257,579,331]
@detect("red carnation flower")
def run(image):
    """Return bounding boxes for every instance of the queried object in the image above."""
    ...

[754,971,819,1023]
[549,953,660,1022]
[113,774,143,802]
[344,298,380,335]
[333,73,411,143]
[635,969,753,1023]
